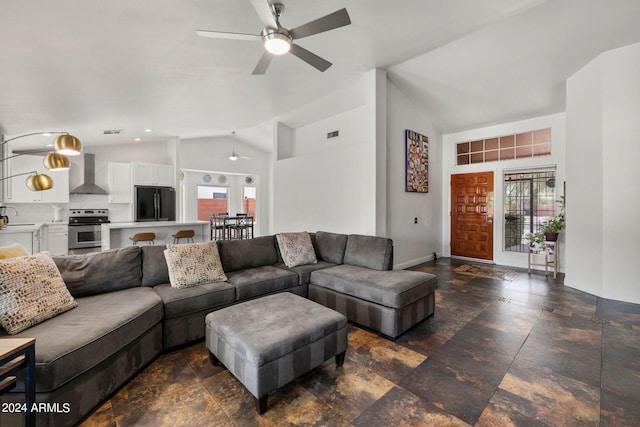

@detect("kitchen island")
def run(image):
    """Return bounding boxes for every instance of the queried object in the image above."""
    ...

[102,221,210,250]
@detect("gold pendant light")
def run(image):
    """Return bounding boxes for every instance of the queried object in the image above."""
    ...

[43,152,70,171]
[53,134,83,155]
[1,131,81,192]
[26,173,53,191]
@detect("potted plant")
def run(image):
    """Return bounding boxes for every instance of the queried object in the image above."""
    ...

[542,196,565,241]
[525,231,545,248]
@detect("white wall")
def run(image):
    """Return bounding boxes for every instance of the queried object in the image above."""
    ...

[386,79,443,268]
[272,71,378,236]
[565,56,603,298]
[566,41,640,304]
[442,113,566,270]
[273,144,369,234]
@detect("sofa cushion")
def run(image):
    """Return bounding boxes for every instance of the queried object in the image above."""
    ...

[310,264,437,309]
[2,287,163,392]
[225,266,299,300]
[276,232,317,268]
[164,241,227,289]
[275,261,337,285]
[343,234,393,271]
[218,236,278,273]
[0,252,77,334]
[153,281,236,319]
[141,245,169,287]
[53,246,142,297]
[314,231,348,264]
[0,243,29,259]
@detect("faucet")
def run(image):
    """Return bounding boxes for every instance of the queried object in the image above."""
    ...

[5,206,18,216]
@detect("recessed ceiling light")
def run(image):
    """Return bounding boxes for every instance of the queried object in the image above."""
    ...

[144,129,152,133]
[134,138,141,142]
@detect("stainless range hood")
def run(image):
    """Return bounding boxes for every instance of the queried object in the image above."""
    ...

[70,153,108,195]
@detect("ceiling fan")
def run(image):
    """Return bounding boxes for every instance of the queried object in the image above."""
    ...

[196,0,351,74]
[228,149,250,161]
[224,131,250,161]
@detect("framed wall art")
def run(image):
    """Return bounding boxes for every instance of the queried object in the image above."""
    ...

[405,129,429,193]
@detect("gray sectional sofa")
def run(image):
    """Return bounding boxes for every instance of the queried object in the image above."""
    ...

[0,231,437,426]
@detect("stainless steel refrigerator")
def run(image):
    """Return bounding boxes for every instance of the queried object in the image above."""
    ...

[135,186,176,221]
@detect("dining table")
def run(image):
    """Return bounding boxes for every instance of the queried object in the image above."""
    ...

[211,214,253,240]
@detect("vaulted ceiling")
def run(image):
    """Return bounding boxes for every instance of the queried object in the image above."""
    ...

[1,0,639,151]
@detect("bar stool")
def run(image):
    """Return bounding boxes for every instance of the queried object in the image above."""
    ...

[130,232,156,245]
[172,229,195,244]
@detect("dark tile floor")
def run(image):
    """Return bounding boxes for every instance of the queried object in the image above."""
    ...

[81,258,640,426]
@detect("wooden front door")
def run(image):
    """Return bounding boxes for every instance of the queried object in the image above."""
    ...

[451,171,494,260]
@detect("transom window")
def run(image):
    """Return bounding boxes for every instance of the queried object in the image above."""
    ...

[457,128,551,166]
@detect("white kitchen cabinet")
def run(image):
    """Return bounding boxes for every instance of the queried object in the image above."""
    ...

[41,223,68,255]
[132,163,174,187]
[3,154,69,203]
[108,162,132,203]
[0,227,40,254]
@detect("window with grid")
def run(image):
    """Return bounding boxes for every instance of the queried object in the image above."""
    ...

[457,128,551,166]
[503,170,556,253]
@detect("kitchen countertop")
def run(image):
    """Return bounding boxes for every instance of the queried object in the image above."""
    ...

[104,221,209,229]
[0,223,43,233]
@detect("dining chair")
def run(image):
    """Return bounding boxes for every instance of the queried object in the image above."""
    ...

[210,214,226,240]
[233,213,249,239]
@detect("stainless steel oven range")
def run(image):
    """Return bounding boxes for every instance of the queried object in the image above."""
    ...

[68,209,110,254]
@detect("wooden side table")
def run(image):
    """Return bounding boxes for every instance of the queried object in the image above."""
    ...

[527,240,558,278]
[0,338,36,427]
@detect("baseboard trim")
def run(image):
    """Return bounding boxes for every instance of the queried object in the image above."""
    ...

[394,253,439,270]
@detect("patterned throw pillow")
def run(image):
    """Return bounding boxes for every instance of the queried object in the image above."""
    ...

[0,243,29,260]
[0,252,78,335]
[164,241,227,289]
[276,232,318,268]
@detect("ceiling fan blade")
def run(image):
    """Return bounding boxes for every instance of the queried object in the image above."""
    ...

[252,51,273,75]
[196,30,260,41]
[289,8,351,40]
[249,0,278,28]
[289,44,332,72]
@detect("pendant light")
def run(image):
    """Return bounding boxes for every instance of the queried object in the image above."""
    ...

[26,173,54,191]
[43,152,70,171]
[53,134,82,155]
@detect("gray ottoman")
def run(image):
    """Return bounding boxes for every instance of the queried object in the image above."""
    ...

[205,292,348,414]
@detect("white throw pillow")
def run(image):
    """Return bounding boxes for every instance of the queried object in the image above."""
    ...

[164,241,227,289]
[0,252,77,334]
[276,232,318,268]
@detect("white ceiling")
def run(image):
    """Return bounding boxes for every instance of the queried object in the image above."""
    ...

[1,0,639,152]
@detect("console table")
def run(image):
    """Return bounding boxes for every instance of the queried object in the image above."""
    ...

[0,338,36,427]
[528,240,558,278]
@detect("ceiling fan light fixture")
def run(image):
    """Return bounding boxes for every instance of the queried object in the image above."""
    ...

[229,154,239,161]
[263,32,291,55]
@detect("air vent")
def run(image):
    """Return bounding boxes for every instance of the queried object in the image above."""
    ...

[327,130,339,139]
[103,129,123,135]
